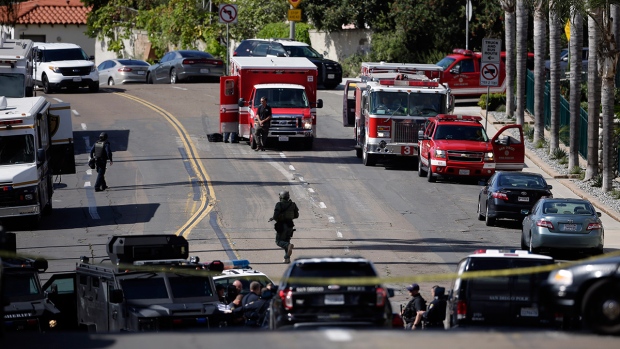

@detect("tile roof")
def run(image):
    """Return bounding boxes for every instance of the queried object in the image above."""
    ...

[1,0,91,25]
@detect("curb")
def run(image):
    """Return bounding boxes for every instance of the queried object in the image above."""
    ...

[483,110,620,223]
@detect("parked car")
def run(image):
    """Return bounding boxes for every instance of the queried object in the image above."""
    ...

[269,256,394,330]
[97,59,150,85]
[541,254,620,335]
[477,171,553,226]
[233,39,342,89]
[146,50,224,84]
[521,198,604,255]
[544,47,589,77]
[445,249,556,329]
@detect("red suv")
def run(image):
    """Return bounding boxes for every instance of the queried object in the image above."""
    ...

[417,115,525,182]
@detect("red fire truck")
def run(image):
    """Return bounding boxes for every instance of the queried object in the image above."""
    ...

[343,62,454,166]
[417,114,525,182]
[219,57,322,150]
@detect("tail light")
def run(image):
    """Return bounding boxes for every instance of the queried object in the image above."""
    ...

[456,300,467,320]
[536,219,555,230]
[375,287,387,307]
[587,222,602,230]
[279,287,293,310]
[118,67,132,72]
[492,192,509,200]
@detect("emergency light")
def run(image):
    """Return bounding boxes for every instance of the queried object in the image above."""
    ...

[436,114,482,122]
[378,80,439,88]
[453,49,474,56]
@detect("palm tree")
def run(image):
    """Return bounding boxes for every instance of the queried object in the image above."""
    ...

[516,0,529,125]
[585,7,602,180]
[500,0,517,118]
[548,0,562,154]
[533,0,547,144]
[568,8,583,171]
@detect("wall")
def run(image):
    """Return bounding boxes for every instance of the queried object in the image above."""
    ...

[14,24,96,57]
[309,29,372,62]
[95,30,154,65]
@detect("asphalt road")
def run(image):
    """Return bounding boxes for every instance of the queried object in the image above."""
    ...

[2,83,615,344]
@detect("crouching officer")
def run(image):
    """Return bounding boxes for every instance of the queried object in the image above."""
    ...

[269,191,299,263]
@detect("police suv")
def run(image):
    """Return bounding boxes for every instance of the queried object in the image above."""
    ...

[33,42,99,93]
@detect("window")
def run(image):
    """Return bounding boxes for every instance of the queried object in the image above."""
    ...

[4,272,40,298]
[120,277,168,300]
[169,276,214,298]
[0,135,35,165]
[460,59,475,73]
[0,74,26,98]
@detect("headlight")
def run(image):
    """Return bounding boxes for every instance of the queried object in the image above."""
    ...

[377,132,391,138]
[48,66,61,73]
[434,149,446,158]
[91,65,96,72]
[303,119,312,129]
[484,152,494,161]
[548,269,573,286]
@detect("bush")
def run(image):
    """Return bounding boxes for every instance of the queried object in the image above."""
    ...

[257,23,312,44]
[478,93,506,111]
[569,166,582,175]
[341,53,368,78]
[535,139,546,149]
[591,174,603,188]
[550,147,567,160]
[523,124,534,142]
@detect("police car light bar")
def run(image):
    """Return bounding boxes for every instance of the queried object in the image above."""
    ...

[436,114,482,122]
[378,80,439,88]
[221,259,251,270]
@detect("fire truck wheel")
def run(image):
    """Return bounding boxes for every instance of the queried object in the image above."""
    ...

[427,164,436,182]
[362,149,376,166]
[485,204,495,226]
[356,148,362,158]
[417,156,426,177]
[477,201,485,221]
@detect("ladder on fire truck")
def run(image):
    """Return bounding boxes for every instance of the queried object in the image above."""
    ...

[360,62,444,82]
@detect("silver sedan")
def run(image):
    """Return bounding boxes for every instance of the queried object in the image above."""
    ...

[97,59,150,85]
[521,198,604,256]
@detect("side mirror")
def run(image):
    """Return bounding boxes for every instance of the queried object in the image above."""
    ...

[89,55,95,61]
[521,209,530,215]
[37,148,45,165]
[238,98,246,107]
[547,185,553,190]
[450,68,459,75]
[417,130,425,140]
[317,99,323,108]
[110,289,124,304]
[597,212,602,217]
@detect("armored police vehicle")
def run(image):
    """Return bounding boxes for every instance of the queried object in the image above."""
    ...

[43,234,229,332]
[1,231,62,332]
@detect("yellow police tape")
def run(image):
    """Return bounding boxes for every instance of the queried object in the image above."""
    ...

[3,248,619,286]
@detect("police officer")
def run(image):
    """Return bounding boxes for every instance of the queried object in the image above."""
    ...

[89,132,113,192]
[270,191,299,263]
[401,283,426,330]
[417,285,447,329]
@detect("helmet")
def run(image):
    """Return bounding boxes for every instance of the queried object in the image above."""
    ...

[279,191,290,200]
[99,132,108,141]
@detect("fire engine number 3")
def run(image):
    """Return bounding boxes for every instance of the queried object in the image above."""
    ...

[401,146,414,156]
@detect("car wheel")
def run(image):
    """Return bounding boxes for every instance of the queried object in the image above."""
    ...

[170,68,177,84]
[528,233,539,253]
[147,73,153,84]
[485,203,495,226]
[89,82,99,93]
[581,279,620,335]
[43,76,53,94]
[418,155,427,177]
[427,161,436,182]
[520,233,528,250]
[108,77,115,86]
[477,201,484,221]
[362,146,376,166]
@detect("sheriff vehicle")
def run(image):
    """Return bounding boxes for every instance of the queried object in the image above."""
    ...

[0,37,35,97]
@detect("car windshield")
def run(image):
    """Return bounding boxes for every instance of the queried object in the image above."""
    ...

[169,275,215,298]
[3,271,41,300]
[436,57,456,70]
[0,135,36,165]
[370,91,408,115]
[254,88,309,108]
[179,51,214,59]
[283,45,322,58]
[434,125,487,141]
[0,74,26,97]
[408,93,446,116]
[41,48,89,62]
[118,59,149,66]
[498,175,546,188]
[120,277,169,300]
[542,201,594,215]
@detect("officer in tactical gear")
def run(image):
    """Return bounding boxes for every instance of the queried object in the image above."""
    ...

[270,191,299,263]
[89,132,113,192]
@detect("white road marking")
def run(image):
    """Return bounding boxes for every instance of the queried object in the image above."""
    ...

[323,329,352,342]
[344,246,350,253]
[84,181,92,187]
[86,169,93,175]
[72,109,80,116]
[319,202,326,209]
[328,216,335,223]
[81,123,87,130]
[172,86,187,90]
[308,188,315,193]
[52,98,63,102]
[337,231,343,238]
[289,165,295,171]
[298,176,305,182]
[280,153,286,158]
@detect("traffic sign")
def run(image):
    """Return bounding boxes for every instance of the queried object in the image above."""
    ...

[219,4,238,24]
[482,39,501,63]
[288,0,301,9]
[288,9,302,22]
[480,63,500,86]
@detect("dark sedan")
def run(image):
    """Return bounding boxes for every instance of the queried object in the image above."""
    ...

[146,50,224,84]
[477,171,552,226]
[521,198,604,255]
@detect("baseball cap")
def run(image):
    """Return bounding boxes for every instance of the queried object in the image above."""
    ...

[406,283,420,291]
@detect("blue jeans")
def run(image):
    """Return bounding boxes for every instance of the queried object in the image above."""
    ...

[223,132,238,142]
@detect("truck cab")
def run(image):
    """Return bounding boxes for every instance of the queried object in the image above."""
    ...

[417,114,524,182]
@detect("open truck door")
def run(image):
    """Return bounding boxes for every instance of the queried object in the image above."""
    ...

[491,124,525,171]
[342,80,358,127]
[220,76,239,137]
[43,272,78,331]
[49,102,76,175]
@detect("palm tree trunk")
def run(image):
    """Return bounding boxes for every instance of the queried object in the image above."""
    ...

[601,7,619,192]
[501,0,517,118]
[548,1,561,153]
[586,8,602,181]
[533,0,546,144]
[516,0,529,126]
[568,9,583,171]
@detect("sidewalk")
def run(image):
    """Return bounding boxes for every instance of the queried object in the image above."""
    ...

[454,105,620,251]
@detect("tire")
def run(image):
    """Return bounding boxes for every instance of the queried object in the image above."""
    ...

[520,234,528,250]
[362,147,376,166]
[147,73,153,84]
[581,279,620,335]
[485,203,495,226]
[355,148,362,158]
[108,77,115,86]
[89,82,99,93]
[427,162,436,182]
[170,68,177,84]
[477,201,484,221]
[43,177,53,216]
[43,76,53,94]
[528,233,539,253]
[418,155,427,177]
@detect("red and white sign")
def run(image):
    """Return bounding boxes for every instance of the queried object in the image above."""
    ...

[219,4,238,24]
[480,63,499,86]
[288,0,302,8]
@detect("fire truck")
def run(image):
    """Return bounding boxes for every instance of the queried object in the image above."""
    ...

[219,57,323,150]
[0,96,75,228]
[343,62,454,166]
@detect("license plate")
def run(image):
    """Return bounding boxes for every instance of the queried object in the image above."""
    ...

[73,77,82,82]
[459,169,470,175]
[327,74,335,79]
[278,136,289,141]
[518,196,530,202]
[520,307,539,317]
[561,223,578,231]
[324,294,344,305]
[137,71,145,75]
[200,68,210,73]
